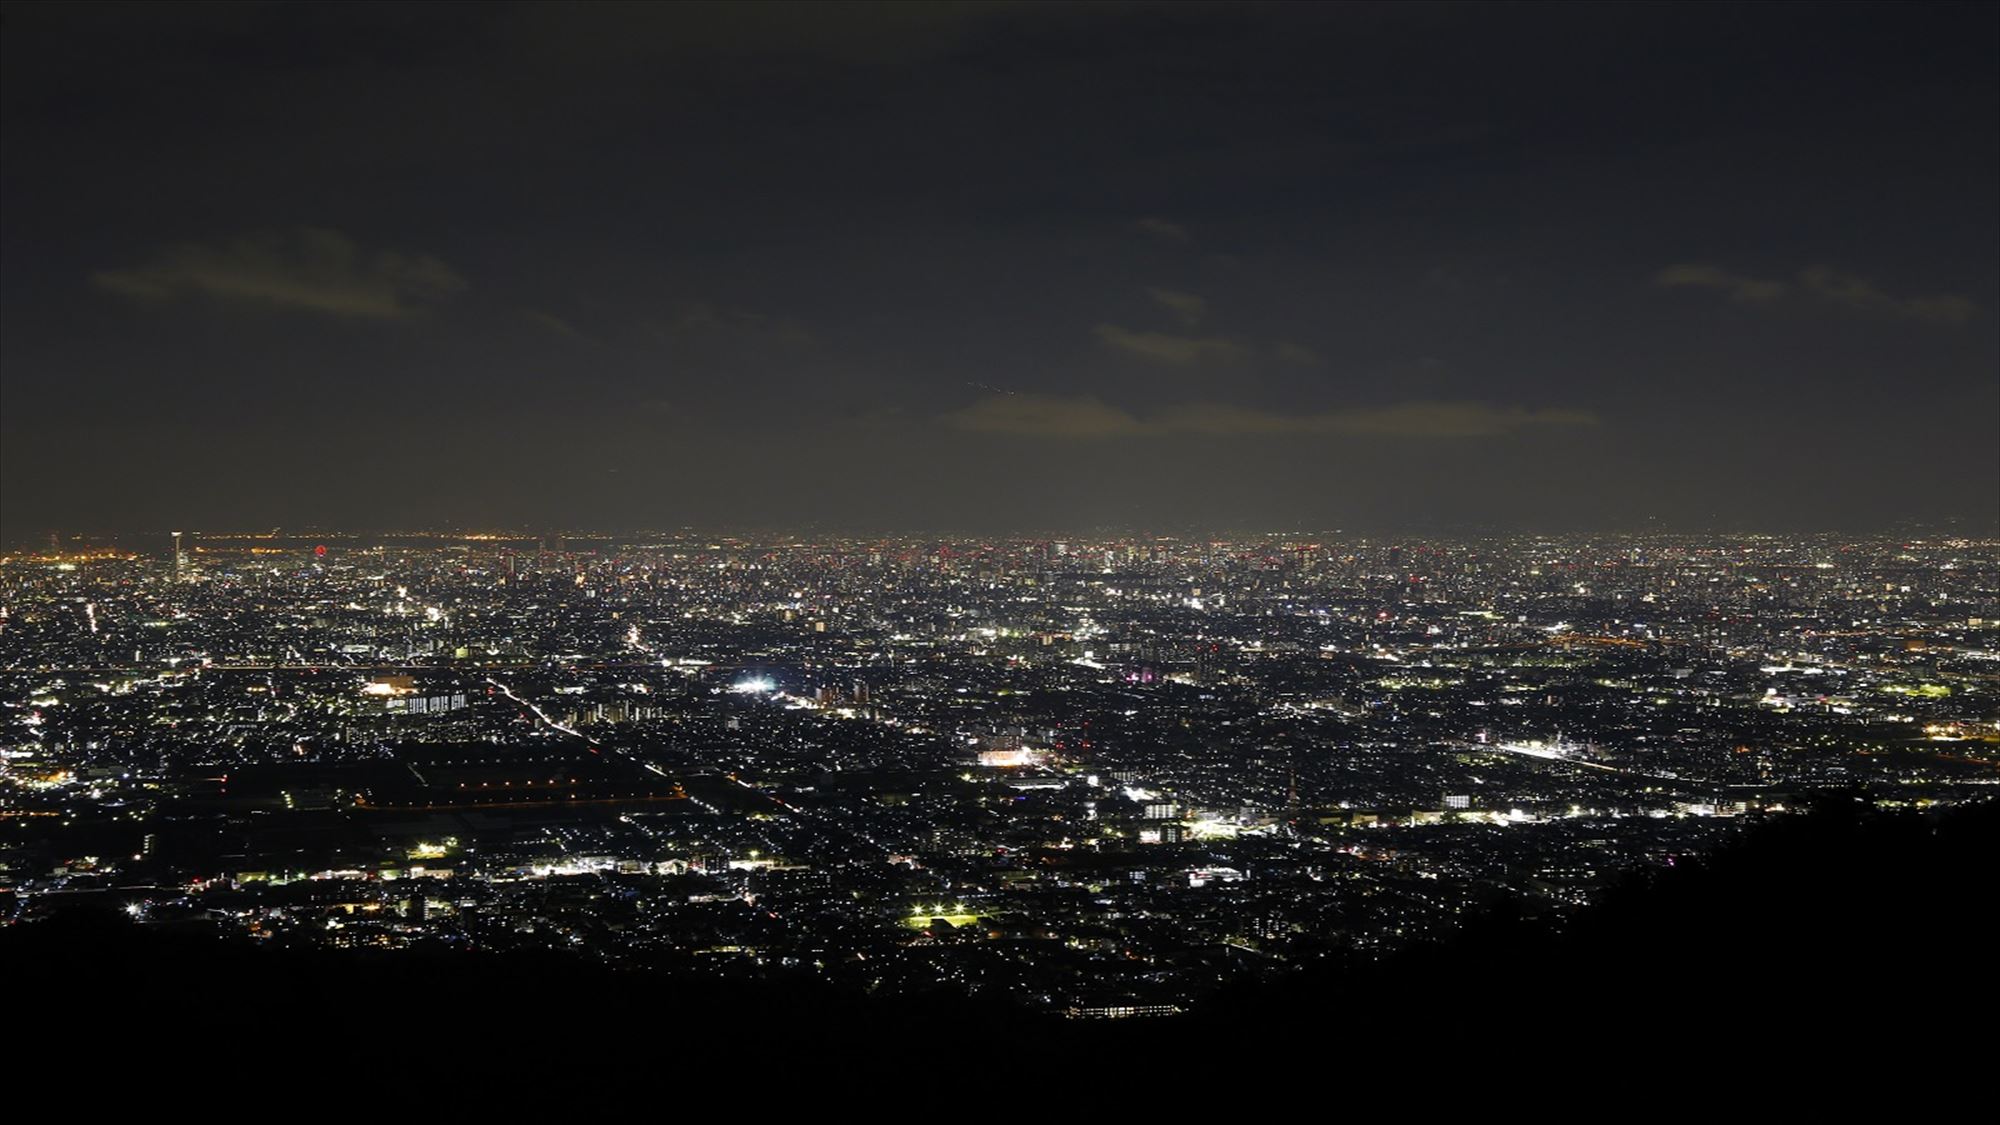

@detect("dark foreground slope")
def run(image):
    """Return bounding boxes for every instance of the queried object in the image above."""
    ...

[1192,797,1998,1038]
[8,799,1994,1086]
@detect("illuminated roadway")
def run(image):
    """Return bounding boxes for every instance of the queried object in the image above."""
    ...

[484,676,675,780]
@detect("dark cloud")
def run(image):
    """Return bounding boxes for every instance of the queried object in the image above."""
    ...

[1655,264,1791,304]
[1134,217,1192,243]
[1273,341,1321,366]
[657,303,815,349]
[1092,323,1247,366]
[1146,287,1208,325]
[2,1,1994,537]
[944,394,1599,439]
[1657,263,1978,324]
[93,228,465,319]
[521,309,595,342]
[1795,267,1978,324]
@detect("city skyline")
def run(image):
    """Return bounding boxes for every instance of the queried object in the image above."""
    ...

[16,519,1999,559]
[6,529,1995,1030]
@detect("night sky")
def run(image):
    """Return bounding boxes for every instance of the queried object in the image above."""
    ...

[3,2,1995,540]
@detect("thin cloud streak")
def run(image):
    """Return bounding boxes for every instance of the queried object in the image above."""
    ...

[1134,216,1191,243]
[94,228,466,319]
[1146,287,1208,325]
[1093,323,1247,365]
[945,394,1600,439]
[1656,263,1976,323]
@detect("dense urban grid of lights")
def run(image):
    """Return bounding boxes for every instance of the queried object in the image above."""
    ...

[1,531,1993,1017]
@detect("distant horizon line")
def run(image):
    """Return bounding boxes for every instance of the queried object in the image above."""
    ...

[7,519,1997,550]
